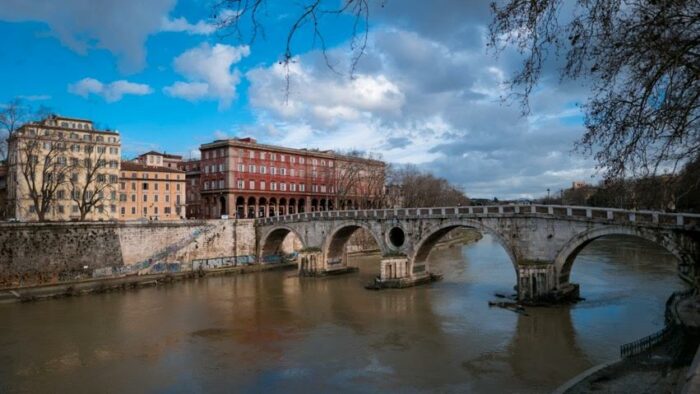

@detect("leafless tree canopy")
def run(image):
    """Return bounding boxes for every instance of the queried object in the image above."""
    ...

[387,165,470,208]
[16,132,73,221]
[489,0,700,179]
[0,99,51,160]
[213,0,377,80]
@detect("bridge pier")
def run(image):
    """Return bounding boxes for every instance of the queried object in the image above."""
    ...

[366,257,440,290]
[298,250,358,276]
[517,264,579,304]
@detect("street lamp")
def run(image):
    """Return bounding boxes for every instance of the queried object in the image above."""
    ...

[547,188,550,203]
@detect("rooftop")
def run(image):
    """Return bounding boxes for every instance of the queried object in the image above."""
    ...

[120,161,184,174]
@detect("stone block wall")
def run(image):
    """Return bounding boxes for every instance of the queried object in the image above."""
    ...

[0,219,256,288]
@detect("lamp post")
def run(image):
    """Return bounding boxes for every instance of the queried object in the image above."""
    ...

[547,188,550,203]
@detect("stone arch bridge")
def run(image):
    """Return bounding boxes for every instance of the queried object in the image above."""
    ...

[256,205,700,302]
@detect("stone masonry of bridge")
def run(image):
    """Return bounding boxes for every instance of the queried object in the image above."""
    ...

[257,205,700,302]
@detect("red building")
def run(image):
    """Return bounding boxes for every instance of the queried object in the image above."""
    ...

[198,137,385,219]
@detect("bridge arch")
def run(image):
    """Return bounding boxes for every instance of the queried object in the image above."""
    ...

[554,226,688,285]
[323,221,386,265]
[259,225,305,259]
[412,219,518,272]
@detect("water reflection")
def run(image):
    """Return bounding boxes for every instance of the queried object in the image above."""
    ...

[0,234,683,393]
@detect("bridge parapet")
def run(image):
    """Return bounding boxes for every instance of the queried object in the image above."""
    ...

[256,204,700,229]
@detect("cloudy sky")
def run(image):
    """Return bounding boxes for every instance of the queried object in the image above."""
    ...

[0,0,597,199]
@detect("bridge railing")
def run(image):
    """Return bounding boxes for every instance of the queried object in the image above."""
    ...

[256,204,700,228]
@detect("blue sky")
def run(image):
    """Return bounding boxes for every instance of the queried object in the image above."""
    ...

[0,0,597,199]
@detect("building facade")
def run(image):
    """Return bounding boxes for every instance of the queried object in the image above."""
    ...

[6,115,121,221]
[135,151,183,169]
[0,162,7,219]
[198,137,385,219]
[118,161,186,220]
[177,159,202,219]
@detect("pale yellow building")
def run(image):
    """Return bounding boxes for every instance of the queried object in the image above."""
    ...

[118,161,186,221]
[6,115,121,221]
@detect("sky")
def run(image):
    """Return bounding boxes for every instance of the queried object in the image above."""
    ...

[0,0,598,199]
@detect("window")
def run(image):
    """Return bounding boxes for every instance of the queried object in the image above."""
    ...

[290,169,295,177]
[291,183,297,191]
[165,207,171,214]
[72,205,79,213]
[218,164,223,172]
[204,181,209,190]
[165,183,170,191]
[237,163,244,172]
[260,166,267,174]
[281,155,286,162]
[58,205,64,214]
[132,207,136,214]
[131,194,136,202]
[249,180,255,189]
[260,152,266,160]
[281,183,287,191]
[271,167,277,175]
[248,164,256,173]
[271,153,277,161]
[218,180,224,189]
[271,182,277,191]
[280,168,287,176]
[176,184,180,191]
[300,157,305,164]
[143,195,148,202]
[154,195,159,202]
[142,182,149,190]
[260,181,266,190]
[121,207,126,215]
[249,150,254,159]
[300,184,306,192]
[155,183,159,190]
[57,190,65,199]
[237,180,244,189]
[165,195,170,203]
[110,205,116,213]
[312,159,318,166]
[143,207,147,215]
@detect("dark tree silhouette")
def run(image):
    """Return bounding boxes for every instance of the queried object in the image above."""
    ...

[489,0,700,179]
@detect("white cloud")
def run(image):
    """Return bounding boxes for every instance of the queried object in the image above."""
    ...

[18,95,51,101]
[0,0,175,73]
[164,43,250,109]
[160,16,216,35]
[160,9,239,35]
[68,78,152,102]
[244,23,596,199]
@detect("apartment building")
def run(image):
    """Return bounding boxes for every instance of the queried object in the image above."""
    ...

[118,161,186,220]
[6,115,121,221]
[177,159,202,219]
[198,137,385,219]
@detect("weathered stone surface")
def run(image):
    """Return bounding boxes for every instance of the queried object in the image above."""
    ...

[0,219,256,287]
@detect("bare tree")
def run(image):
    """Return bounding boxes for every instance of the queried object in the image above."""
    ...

[69,140,115,220]
[213,0,376,93]
[15,131,72,221]
[0,99,53,160]
[389,165,469,208]
[489,0,700,179]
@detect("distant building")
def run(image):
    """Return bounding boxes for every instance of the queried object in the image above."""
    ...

[0,162,7,219]
[572,181,590,190]
[177,159,202,219]
[118,161,186,221]
[198,137,385,218]
[135,151,183,169]
[6,115,121,221]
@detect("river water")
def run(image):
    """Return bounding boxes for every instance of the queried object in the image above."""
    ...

[0,234,684,393]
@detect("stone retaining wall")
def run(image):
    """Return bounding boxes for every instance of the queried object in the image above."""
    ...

[0,219,256,288]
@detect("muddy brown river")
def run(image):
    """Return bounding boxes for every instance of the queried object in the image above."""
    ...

[0,234,684,393]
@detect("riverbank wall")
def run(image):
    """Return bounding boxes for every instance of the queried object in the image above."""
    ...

[0,219,257,289]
